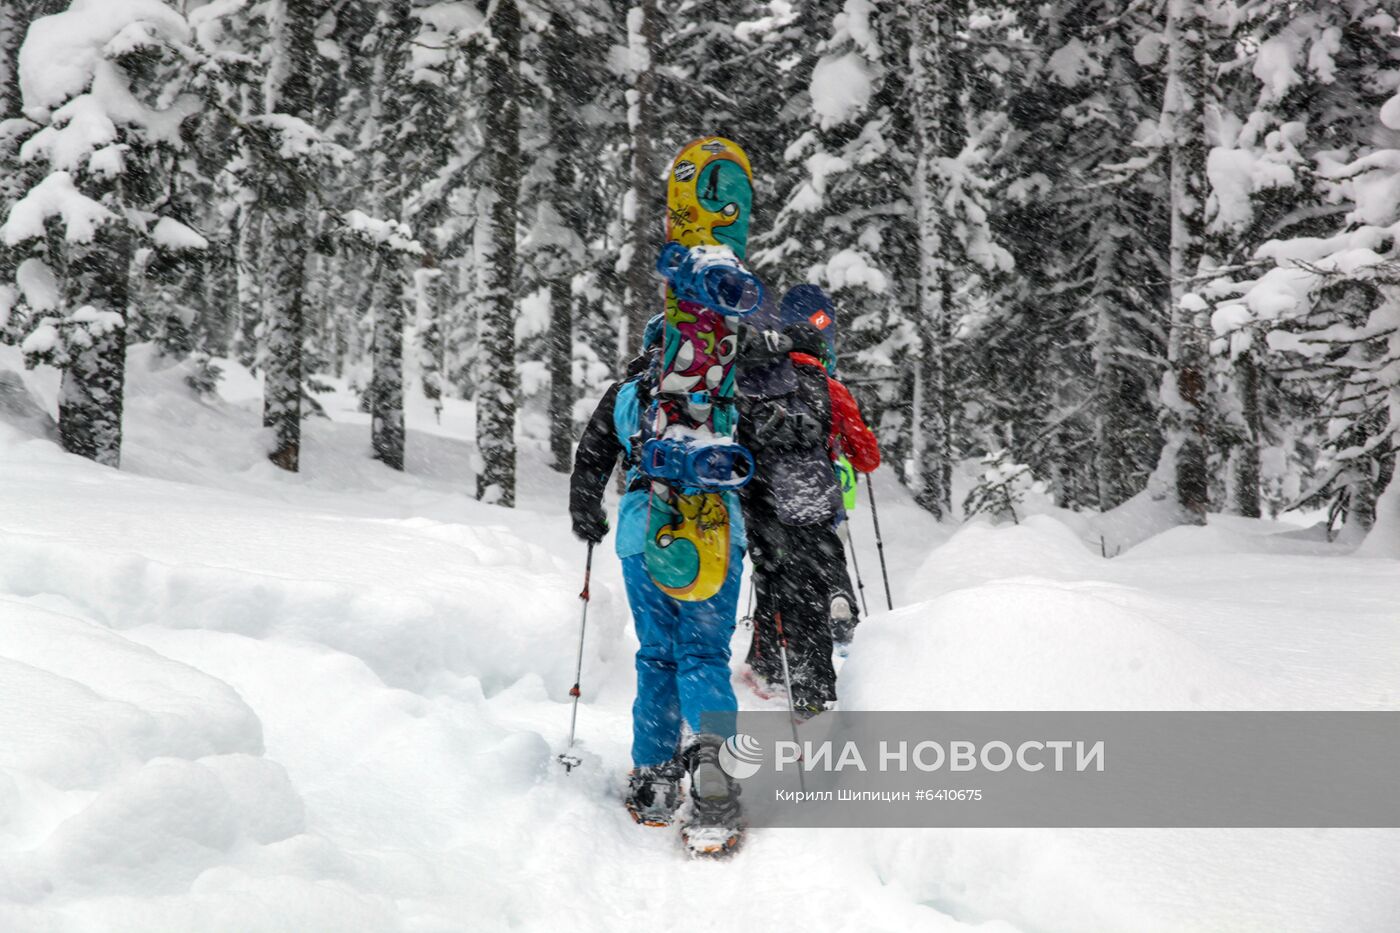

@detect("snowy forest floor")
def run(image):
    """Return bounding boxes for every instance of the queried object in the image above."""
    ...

[2,345,1399,932]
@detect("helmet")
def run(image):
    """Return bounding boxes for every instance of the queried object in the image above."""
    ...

[783,321,826,358]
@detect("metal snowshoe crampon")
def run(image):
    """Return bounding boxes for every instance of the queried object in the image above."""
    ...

[624,759,685,827]
[680,734,744,857]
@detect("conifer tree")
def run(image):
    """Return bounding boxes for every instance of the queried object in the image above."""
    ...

[475,0,522,505]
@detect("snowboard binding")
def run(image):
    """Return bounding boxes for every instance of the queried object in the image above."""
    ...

[656,242,764,316]
[641,436,754,492]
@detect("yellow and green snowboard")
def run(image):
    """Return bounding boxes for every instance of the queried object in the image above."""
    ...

[642,137,759,602]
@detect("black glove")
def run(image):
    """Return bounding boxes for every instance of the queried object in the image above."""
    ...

[571,503,609,544]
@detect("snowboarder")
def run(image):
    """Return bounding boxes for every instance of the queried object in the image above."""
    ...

[568,314,746,854]
[739,312,880,716]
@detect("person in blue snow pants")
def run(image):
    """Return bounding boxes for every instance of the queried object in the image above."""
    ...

[620,548,741,766]
[568,317,744,825]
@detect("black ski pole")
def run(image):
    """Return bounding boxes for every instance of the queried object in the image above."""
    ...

[772,611,806,794]
[558,542,594,773]
[865,474,893,610]
[840,516,869,617]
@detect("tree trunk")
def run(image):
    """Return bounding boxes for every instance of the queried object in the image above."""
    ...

[475,0,521,506]
[60,226,130,468]
[1228,349,1261,517]
[910,0,963,520]
[368,0,411,471]
[1091,232,1133,510]
[548,276,574,472]
[1158,0,1211,522]
[544,12,590,473]
[620,0,659,365]
[260,0,318,472]
[369,256,405,469]
[416,264,445,419]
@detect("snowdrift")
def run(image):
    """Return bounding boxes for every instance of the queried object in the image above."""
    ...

[1,345,1398,931]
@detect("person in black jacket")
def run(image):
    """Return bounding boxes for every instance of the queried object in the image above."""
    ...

[738,320,880,716]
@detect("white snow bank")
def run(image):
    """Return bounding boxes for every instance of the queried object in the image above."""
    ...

[906,515,1099,603]
[0,599,260,792]
[843,580,1285,710]
[2,339,1398,930]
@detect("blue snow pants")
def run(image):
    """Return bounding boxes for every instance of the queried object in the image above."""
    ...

[621,550,742,768]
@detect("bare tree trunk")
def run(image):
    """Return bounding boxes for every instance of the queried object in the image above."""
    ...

[910,0,963,520]
[548,276,573,472]
[368,0,411,471]
[1158,0,1211,522]
[620,0,659,366]
[60,225,130,467]
[1091,233,1133,510]
[1227,349,1262,517]
[416,264,445,421]
[544,11,590,472]
[474,0,521,505]
[260,0,318,472]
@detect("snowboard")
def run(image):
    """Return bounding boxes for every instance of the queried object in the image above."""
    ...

[642,137,759,602]
[781,283,858,513]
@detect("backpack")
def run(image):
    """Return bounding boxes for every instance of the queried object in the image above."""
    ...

[746,362,841,526]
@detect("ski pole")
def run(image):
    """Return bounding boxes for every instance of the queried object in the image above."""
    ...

[772,611,806,794]
[840,517,869,617]
[740,564,756,628]
[558,541,594,773]
[865,474,893,610]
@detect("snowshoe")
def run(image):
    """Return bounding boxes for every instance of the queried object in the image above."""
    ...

[791,692,833,721]
[624,758,684,827]
[680,734,744,857]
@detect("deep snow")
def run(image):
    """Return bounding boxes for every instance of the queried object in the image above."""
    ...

[1,344,1398,932]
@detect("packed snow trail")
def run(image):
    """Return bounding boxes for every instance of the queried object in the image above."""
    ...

[1,346,1398,931]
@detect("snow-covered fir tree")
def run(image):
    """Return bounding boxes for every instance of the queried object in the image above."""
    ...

[2,0,216,466]
[0,0,1394,543]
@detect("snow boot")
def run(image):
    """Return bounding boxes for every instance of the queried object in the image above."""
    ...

[680,733,744,856]
[830,594,857,648]
[625,757,684,827]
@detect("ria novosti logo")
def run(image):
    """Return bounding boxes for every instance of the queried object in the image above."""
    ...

[718,733,763,779]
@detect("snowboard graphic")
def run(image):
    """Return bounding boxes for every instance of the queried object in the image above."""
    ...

[643,137,758,602]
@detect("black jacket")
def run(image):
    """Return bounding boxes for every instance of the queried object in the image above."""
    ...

[568,352,653,521]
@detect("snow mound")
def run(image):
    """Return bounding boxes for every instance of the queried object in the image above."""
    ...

[0,370,57,441]
[0,598,260,793]
[843,579,1284,710]
[907,515,1101,602]
[1121,520,1335,559]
